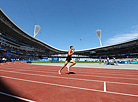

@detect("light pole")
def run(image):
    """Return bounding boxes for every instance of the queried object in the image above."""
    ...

[96,29,102,47]
[34,25,41,38]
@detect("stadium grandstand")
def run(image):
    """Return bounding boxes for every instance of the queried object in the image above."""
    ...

[0,7,67,62]
[75,38,138,58]
[0,7,138,62]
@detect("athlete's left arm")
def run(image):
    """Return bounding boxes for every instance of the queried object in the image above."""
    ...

[68,50,72,56]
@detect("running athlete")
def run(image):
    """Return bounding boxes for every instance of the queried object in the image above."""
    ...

[58,46,76,75]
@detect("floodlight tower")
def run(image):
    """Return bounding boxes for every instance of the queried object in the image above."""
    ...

[34,25,41,38]
[96,29,102,47]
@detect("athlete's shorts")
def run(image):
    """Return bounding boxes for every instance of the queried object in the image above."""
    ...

[66,56,72,62]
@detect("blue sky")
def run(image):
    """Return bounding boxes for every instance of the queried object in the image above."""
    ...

[1,0,138,50]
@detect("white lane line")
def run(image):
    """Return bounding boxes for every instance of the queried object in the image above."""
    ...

[44,68,138,76]
[2,65,138,76]
[2,64,138,74]
[0,69,138,86]
[40,69,138,78]
[76,73,138,80]
[0,92,36,102]
[2,65,138,77]
[30,64,138,71]
[1,75,138,97]
[2,66,138,81]
[3,67,138,81]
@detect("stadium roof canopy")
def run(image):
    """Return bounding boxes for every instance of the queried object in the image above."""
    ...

[0,7,138,57]
[0,7,67,55]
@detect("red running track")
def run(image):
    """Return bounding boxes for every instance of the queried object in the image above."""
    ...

[0,62,138,102]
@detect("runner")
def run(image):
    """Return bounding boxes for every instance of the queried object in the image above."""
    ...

[113,57,118,66]
[58,46,76,75]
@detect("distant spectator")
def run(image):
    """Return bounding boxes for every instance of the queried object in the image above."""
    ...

[17,58,19,62]
[106,57,110,65]
[99,57,102,64]
[2,57,6,63]
[104,58,107,65]
[113,57,118,66]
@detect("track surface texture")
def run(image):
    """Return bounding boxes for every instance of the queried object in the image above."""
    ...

[0,62,138,102]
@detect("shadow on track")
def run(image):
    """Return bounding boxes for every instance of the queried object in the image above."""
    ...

[62,72,76,75]
[0,77,24,102]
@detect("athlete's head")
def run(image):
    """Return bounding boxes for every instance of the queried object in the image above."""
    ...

[70,46,73,50]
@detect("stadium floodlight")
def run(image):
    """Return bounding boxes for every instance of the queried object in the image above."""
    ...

[96,29,102,47]
[34,25,41,38]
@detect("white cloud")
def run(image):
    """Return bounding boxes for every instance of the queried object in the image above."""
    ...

[104,25,138,46]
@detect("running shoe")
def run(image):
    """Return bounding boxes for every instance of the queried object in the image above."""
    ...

[67,66,70,71]
[58,70,61,75]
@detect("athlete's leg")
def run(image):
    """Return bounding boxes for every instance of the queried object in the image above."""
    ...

[69,60,76,68]
[59,61,68,74]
